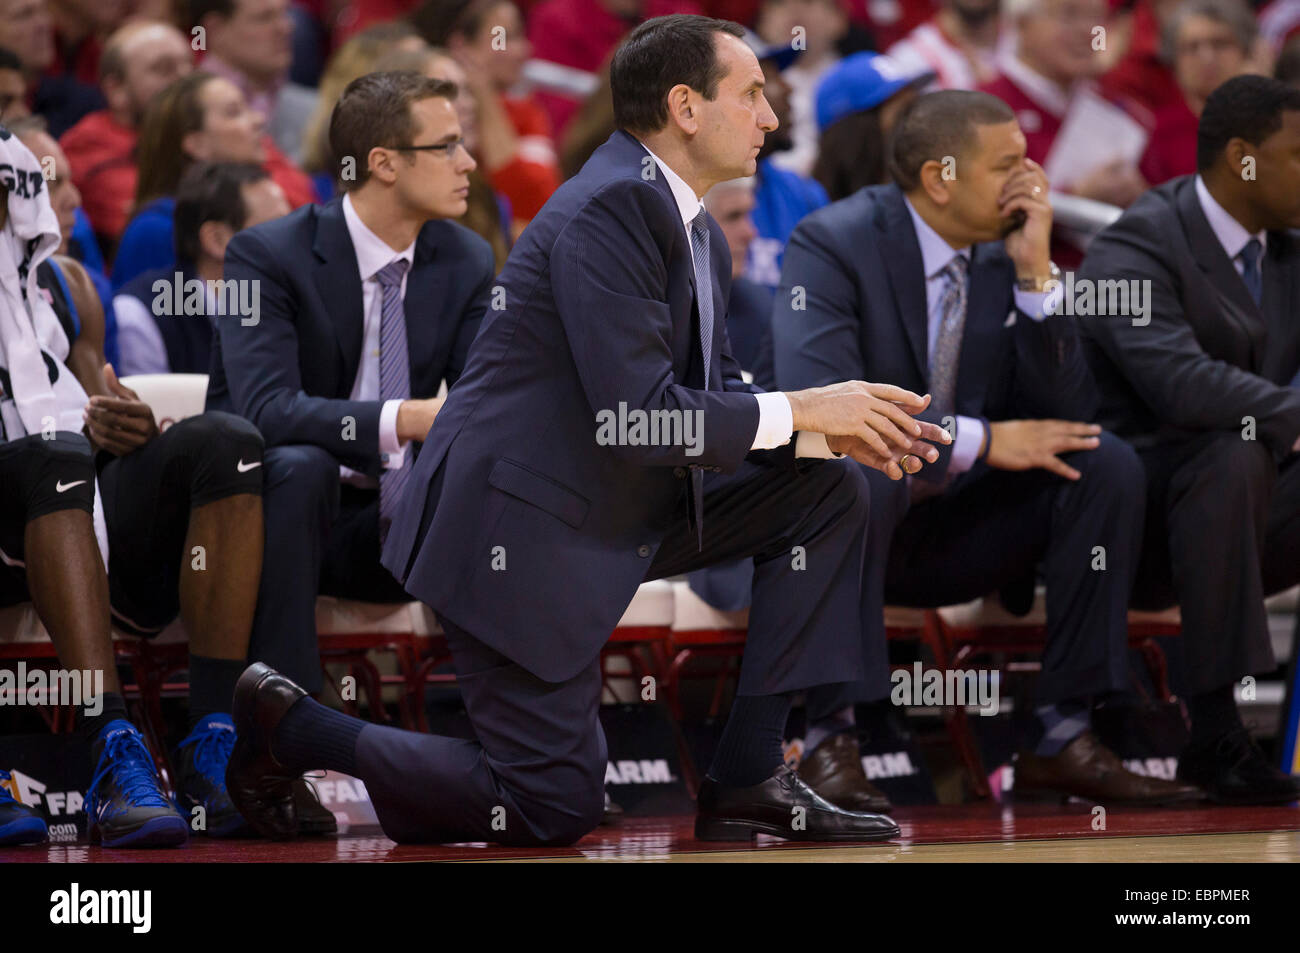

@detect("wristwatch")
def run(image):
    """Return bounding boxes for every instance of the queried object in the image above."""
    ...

[1016,261,1060,293]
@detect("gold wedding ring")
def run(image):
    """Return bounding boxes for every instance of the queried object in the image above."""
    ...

[899,453,918,473]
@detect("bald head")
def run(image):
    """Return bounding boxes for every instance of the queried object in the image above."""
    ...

[101,21,193,126]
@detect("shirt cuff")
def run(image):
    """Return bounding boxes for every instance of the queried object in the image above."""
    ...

[379,398,407,469]
[948,415,986,474]
[751,392,794,450]
[795,431,840,459]
[1013,282,1064,322]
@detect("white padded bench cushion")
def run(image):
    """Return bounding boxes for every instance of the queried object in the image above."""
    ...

[314,596,442,636]
[616,580,674,627]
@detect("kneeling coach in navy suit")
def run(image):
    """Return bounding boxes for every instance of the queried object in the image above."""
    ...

[227,15,951,846]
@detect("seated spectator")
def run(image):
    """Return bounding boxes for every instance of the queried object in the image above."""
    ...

[1101,0,1196,118]
[812,51,932,201]
[413,0,560,235]
[114,162,290,375]
[526,0,702,140]
[375,47,512,267]
[755,0,849,178]
[10,115,121,368]
[1139,0,1262,187]
[59,21,193,256]
[887,0,1006,91]
[190,0,319,164]
[0,45,28,120]
[112,71,316,291]
[299,21,424,197]
[1080,75,1300,804]
[981,0,1151,212]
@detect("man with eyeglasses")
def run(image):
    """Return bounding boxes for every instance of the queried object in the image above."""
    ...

[207,72,494,836]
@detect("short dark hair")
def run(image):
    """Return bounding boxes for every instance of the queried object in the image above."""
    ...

[173,161,269,264]
[328,70,458,192]
[0,46,22,73]
[1197,74,1300,172]
[610,14,746,136]
[888,90,1015,191]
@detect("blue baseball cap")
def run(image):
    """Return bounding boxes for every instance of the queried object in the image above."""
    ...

[815,52,936,131]
[739,28,803,72]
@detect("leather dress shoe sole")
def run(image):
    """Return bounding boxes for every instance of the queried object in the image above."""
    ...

[694,815,900,843]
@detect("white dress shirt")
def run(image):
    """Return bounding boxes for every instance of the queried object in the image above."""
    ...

[902,196,1056,473]
[340,193,415,482]
[638,141,835,459]
[1195,174,1267,279]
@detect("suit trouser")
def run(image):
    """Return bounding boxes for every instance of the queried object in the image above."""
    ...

[353,456,871,845]
[1129,431,1300,696]
[808,431,1145,722]
[247,445,409,693]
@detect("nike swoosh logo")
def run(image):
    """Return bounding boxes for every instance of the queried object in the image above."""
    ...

[55,480,87,493]
[236,459,262,473]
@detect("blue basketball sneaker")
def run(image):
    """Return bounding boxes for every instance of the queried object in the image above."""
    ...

[0,769,47,846]
[174,714,249,837]
[85,721,189,848]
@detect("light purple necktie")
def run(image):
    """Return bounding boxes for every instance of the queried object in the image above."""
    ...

[376,258,411,538]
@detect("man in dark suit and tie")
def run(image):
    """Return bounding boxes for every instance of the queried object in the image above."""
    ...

[1080,74,1300,804]
[770,90,1201,807]
[225,15,954,846]
[207,71,495,831]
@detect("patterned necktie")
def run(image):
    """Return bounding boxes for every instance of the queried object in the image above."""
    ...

[1239,237,1263,307]
[376,258,411,538]
[912,255,968,503]
[690,209,714,389]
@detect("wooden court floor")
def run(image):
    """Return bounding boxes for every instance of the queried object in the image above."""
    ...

[5,801,1299,863]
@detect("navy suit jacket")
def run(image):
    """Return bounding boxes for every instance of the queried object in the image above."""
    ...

[382,130,785,682]
[205,197,495,476]
[769,183,1098,487]
[1079,176,1300,460]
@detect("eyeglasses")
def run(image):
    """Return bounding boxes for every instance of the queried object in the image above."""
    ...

[389,138,467,158]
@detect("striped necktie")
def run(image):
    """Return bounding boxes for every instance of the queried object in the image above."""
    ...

[376,258,411,539]
[1239,237,1262,307]
[690,209,714,389]
[911,255,968,503]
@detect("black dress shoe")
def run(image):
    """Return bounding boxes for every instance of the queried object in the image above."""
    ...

[293,778,339,836]
[797,732,893,813]
[695,764,900,842]
[227,662,307,840]
[1178,727,1300,805]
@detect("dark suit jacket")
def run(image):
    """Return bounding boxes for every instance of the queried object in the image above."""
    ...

[382,130,782,683]
[1079,175,1300,459]
[769,183,1097,486]
[205,198,495,476]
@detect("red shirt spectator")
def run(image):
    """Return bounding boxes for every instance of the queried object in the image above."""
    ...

[1138,98,1198,185]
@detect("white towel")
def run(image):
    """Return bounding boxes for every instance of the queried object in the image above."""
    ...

[0,127,108,566]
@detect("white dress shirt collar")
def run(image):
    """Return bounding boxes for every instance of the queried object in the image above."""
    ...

[1195,174,1267,262]
[637,140,706,231]
[342,193,417,281]
[903,195,972,279]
